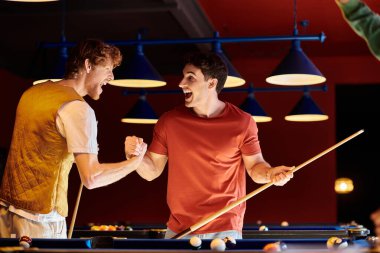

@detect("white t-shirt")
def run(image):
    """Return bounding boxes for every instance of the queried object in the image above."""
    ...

[1,100,98,222]
[56,100,98,155]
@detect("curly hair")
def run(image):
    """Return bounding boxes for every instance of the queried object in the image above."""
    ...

[64,39,122,79]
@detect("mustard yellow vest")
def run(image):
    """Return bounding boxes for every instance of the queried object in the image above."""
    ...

[0,82,84,217]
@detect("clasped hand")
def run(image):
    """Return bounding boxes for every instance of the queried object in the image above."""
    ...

[125,135,147,159]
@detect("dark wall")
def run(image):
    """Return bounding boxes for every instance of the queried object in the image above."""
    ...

[0,53,379,229]
[336,84,380,232]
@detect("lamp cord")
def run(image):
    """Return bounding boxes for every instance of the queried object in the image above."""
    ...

[293,0,298,35]
[61,0,66,40]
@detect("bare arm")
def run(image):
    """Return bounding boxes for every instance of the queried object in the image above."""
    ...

[74,142,147,189]
[135,151,168,181]
[243,153,293,186]
[124,136,168,181]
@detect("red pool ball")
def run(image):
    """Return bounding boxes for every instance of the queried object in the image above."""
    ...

[19,235,32,248]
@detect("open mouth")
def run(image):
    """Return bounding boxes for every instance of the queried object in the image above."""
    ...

[184,91,192,100]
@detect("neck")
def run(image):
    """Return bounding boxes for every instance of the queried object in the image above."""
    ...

[58,76,86,97]
[192,99,225,118]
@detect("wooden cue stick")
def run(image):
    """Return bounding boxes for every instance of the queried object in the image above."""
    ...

[68,182,83,239]
[172,129,364,239]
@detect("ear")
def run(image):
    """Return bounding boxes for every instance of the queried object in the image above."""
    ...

[84,59,91,74]
[208,78,218,90]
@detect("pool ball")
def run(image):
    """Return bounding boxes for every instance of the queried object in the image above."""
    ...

[210,238,226,251]
[189,236,202,250]
[90,225,100,231]
[263,241,287,252]
[223,236,236,249]
[281,221,289,227]
[326,236,348,249]
[259,225,269,231]
[108,225,116,231]
[116,225,126,231]
[19,236,32,249]
[263,243,280,252]
[99,225,109,231]
[277,241,287,251]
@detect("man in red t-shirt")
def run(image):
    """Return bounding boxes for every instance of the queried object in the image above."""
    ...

[125,52,293,239]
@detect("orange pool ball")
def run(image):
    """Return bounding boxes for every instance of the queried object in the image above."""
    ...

[99,225,109,231]
[108,225,117,231]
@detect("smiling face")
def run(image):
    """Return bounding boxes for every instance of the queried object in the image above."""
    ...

[178,64,216,109]
[64,39,122,99]
[85,57,115,100]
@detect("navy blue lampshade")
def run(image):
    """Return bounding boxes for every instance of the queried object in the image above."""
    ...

[213,44,245,88]
[109,44,166,88]
[121,95,158,124]
[33,46,68,85]
[266,40,326,86]
[7,0,58,2]
[285,92,328,122]
[240,93,272,123]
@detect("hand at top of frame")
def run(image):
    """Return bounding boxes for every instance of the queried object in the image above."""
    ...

[336,0,351,4]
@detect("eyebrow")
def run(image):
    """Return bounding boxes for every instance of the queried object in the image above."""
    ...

[184,71,196,76]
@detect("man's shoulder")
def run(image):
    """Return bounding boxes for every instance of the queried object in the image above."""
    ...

[225,102,252,119]
[59,100,93,116]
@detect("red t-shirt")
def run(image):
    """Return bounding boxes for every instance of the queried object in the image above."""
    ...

[149,102,261,234]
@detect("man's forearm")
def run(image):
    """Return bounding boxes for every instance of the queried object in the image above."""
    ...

[247,161,271,184]
[85,157,142,189]
[75,152,144,189]
[135,153,166,181]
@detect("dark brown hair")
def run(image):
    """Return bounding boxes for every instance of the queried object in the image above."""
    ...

[183,51,227,93]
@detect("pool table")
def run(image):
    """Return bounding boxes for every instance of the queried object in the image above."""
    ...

[242,224,370,239]
[0,236,376,253]
[72,224,370,240]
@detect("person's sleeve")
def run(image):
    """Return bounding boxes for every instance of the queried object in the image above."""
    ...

[57,100,99,154]
[338,0,380,60]
[148,115,168,155]
[241,117,262,155]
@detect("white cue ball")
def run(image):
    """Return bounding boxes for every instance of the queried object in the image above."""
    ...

[259,225,269,231]
[189,236,202,249]
[19,241,30,249]
[210,238,226,251]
